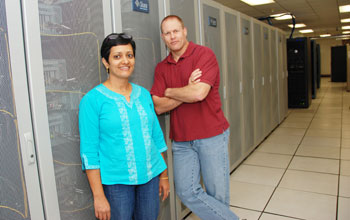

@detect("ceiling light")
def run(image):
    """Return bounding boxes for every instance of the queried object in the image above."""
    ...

[288,23,306,28]
[299,29,314,33]
[342,26,350,30]
[341,18,350,23]
[271,13,293,20]
[241,0,275,6]
[343,31,350,34]
[320,34,331,37]
[339,5,350,13]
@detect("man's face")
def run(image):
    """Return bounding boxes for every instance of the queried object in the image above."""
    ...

[161,18,188,53]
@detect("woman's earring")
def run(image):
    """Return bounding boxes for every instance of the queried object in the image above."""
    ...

[106,67,110,74]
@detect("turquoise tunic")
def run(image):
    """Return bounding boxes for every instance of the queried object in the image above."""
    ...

[79,83,167,185]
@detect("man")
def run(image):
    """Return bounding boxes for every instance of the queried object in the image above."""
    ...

[150,15,239,220]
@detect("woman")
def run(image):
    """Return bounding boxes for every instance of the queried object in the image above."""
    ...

[79,33,169,220]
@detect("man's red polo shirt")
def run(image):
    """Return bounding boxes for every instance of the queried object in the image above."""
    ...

[151,42,229,142]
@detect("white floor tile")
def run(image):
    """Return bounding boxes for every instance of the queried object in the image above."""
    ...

[279,170,338,195]
[341,160,350,176]
[309,122,341,130]
[287,112,314,118]
[230,207,261,220]
[279,122,309,129]
[338,197,350,220]
[342,138,350,148]
[301,136,341,148]
[341,148,350,160]
[265,135,303,145]
[271,127,306,136]
[230,165,284,187]
[339,175,350,197]
[259,213,299,220]
[342,131,350,139]
[243,152,292,169]
[306,129,341,138]
[296,145,340,159]
[265,188,337,220]
[289,156,339,174]
[256,142,298,155]
[230,181,275,211]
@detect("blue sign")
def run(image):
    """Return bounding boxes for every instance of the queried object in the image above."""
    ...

[132,0,149,13]
[208,16,217,27]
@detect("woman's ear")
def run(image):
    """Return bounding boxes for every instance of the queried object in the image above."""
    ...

[102,57,109,69]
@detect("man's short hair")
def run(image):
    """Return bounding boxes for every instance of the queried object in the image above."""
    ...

[160,15,185,33]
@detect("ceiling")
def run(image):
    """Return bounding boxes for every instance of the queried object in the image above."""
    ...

[212,0,349,38]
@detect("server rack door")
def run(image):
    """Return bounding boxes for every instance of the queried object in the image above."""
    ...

[1,1,44,219]
[270,29,279,128]
[240,16,255,152]
[21,0,112,219]
[262,26,271,136]
[224,10,243,170]
[118,1,172,219]
[331,45,347,82]
[282,34,288,117]
[277,31,285,122]
[201,2,224,104]
[169,0,199,44]
[253,22,264,144]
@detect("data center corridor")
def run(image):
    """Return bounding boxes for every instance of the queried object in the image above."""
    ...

[186,77,350,220]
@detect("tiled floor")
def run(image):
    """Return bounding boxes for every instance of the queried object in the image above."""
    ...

[185,78,350,220]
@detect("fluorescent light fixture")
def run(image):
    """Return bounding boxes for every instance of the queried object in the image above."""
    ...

[241,0,275,6]
[299,29,314,33]
[288,23,306,28]
[320,34,331,37]
[343,31,350,34]
[339,5,350,13]
[342,26,350,30]
[341,18,350,23]
[271,13,293,20]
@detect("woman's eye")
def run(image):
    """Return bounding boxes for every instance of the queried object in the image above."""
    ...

[128,54,134,58]
[114,55,120,59]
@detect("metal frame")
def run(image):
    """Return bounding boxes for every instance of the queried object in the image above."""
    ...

[19,0,113,219]
[220,7,245,171]
[20,0,61,219]
[4,0,45,219]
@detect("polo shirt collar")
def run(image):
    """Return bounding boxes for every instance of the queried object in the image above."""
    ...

[166,41,195,64]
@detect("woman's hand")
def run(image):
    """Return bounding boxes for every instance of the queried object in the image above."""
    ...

[188,68,202,85]
[159,176,170,201]
[94,195,111,220]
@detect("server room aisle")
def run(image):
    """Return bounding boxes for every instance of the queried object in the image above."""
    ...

[185,77,350,220]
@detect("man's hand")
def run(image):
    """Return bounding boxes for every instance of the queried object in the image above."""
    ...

[188,68,202,85]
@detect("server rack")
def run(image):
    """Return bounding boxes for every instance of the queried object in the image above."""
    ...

[287,37,312,108]
[331,45,347,82]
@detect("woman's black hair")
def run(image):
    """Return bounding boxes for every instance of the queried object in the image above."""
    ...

[100,33,136,63]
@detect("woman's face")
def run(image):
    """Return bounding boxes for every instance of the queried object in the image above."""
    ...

[103,43,135,80]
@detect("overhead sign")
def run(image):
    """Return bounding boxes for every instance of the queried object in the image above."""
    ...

[132,0,149,13]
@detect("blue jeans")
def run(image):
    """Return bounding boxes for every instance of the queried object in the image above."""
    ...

[172,129,239,220]
[103,176,159,220]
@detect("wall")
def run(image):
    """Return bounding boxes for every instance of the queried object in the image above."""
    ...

[315,38,343,76]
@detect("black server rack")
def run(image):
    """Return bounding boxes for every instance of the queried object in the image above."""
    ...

[310,40,317,99]
[287,37,312,108]
[331,45,347,82]
[316,44,321,88]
